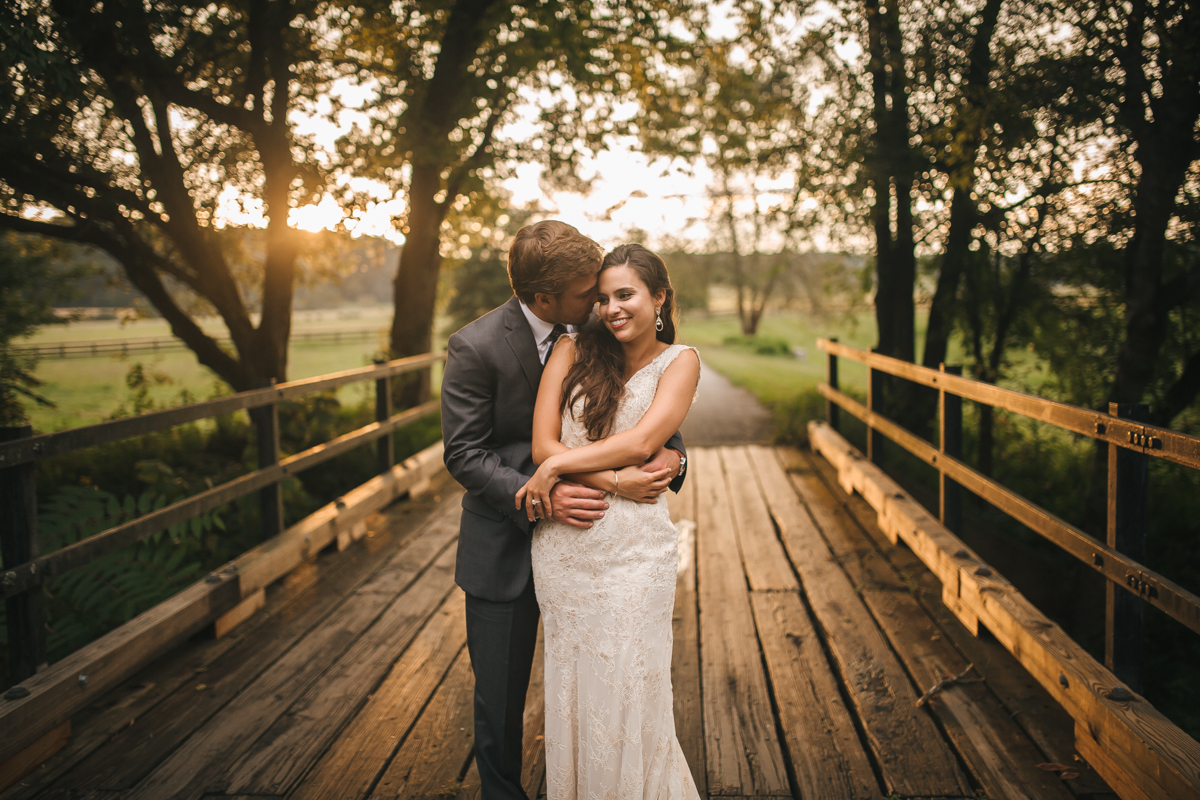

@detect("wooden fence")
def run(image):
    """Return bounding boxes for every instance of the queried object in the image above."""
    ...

[0,352,447,772]
[12,328,381,360]
[816,337,1200,800]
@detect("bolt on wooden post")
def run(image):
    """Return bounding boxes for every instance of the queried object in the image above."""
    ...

[0,426,47,684]
[253,381,284,539]
[1106,402,1149,694]
[374,359,394,474]
[938,364,963,534]
[825,337,839,432]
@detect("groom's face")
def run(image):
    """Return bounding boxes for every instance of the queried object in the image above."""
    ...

[542,271,600,326]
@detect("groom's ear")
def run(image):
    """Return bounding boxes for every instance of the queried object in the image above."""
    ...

[531,292,553,311]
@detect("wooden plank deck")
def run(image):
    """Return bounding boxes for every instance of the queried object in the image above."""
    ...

[2,447,1116,800]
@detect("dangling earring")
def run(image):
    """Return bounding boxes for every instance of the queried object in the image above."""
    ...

[655,306,664,332]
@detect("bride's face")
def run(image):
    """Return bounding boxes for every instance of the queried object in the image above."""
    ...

[597,265,665,344]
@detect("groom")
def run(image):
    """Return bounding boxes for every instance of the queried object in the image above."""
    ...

[441,220,687,800]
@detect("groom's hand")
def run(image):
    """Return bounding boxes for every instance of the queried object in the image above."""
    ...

[642,447,682,479]
[547,481,608,529]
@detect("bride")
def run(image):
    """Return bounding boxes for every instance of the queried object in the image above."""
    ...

[515,244,702,799]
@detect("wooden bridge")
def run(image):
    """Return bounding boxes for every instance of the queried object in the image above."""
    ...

[0,442,1113,800]
[3,343,1200,799]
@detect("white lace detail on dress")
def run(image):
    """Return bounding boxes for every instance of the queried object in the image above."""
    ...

[532,342,701,800]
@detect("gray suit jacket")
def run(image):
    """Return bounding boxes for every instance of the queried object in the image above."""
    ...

[442,296,686,602]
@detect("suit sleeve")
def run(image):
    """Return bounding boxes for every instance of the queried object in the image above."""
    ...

[666,430,687,493]
[441,332,534,534]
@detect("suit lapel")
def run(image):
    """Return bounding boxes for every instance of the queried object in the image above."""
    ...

[503,297,543,395]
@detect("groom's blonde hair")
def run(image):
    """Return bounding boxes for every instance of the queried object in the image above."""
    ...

[507,220,603,305]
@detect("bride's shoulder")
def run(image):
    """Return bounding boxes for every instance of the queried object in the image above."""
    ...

[660,343,699,372]
[545,332,578,367]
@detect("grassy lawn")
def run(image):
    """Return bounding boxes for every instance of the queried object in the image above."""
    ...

[23,308,443,432]
[676,309,883,407]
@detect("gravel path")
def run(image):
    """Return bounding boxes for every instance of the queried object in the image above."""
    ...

[678,359,774,445]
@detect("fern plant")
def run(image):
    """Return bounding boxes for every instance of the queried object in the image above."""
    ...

[0,477,224,667]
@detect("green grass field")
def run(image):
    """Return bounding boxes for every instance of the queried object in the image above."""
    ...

[677,309,889,407]
[23,305,962,434]
[22,308,417,432]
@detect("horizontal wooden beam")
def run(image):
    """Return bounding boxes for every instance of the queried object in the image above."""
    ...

[1,401,440,597]
[816,338,1200,470]
[11,328,380,360]
[818,383,1200,636]
[0,441,446,767]
[807,421,1200,800]
[0,352,445,468]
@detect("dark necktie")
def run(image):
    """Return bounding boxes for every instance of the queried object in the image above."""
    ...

[544,324,568,364]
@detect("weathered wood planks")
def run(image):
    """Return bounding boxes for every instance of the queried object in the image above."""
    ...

[720,446,798,592]
[11,443,1141,800]
[693,448,790,796]
[222,504,463,795]
[369,648,475,800]
[748,592,879,800]
[122,546,458,800]
[28,493,457,799]
[288,588,468,800]
[810,420,1200,800]
[746,445,970,798]
[668,469,707,796]
[781,446,1078,800]
[0,442,447,773]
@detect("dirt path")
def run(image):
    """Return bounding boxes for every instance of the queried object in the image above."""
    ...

[678,359,774,445]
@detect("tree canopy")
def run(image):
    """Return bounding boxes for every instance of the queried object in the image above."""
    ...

[0,0,343,391]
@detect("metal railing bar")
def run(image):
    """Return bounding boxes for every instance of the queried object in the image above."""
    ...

[0,400,440,597]
[816,339,1200,470]
[819,382,1200,635]
[0,352,445,468]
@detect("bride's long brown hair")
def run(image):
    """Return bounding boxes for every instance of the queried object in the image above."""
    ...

[559,244,678,441]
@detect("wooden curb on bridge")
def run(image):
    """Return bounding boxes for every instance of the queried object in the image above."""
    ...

[809,419,1200,800]
[0,442,446,790]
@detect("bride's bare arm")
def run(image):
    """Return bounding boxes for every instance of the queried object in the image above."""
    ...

[518,344,699,519]
[529,338,664,498]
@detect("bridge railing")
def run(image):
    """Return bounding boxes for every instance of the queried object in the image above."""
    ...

[815,337,1200,800]
[0,352,446,768]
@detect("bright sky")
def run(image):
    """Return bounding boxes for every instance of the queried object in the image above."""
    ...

[219,1,846,252]
[251,97,729,251]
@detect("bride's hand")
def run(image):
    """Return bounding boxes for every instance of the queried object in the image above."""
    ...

[514,458,563,522]
[614,465,673,503]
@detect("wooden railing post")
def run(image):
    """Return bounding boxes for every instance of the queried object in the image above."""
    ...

[826,337,840,432]
[1,425,47,685]
[867,349,884,465]
[253,381,284,538]
[1106,402,1148,694]
[938,364,963,534]
[374,359,394,474]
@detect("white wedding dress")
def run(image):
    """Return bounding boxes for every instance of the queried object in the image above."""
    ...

[531,342,701,800]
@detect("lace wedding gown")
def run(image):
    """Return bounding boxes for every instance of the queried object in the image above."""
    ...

[531,342,701,800]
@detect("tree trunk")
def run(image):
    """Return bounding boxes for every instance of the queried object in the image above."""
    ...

[1107,1,1200,408]
[390,163,448,407]
[865,0,916,365]
[1109,156,1192,405]
[921,0,1003,371]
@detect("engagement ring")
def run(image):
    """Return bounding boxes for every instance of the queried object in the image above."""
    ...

[531,499,541,505]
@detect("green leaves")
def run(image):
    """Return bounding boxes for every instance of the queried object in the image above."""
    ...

[24,482,223,662]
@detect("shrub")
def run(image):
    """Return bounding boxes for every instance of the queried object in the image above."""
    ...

[2,377,442,685]
[722,334,794,356]
[770,388,826,446]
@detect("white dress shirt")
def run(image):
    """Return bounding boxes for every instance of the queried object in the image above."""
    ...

[519,302,575,364]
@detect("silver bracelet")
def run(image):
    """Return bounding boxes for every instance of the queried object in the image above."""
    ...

[613,469,619,494]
